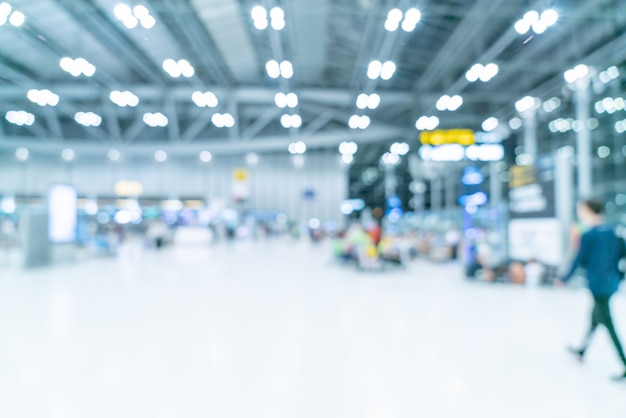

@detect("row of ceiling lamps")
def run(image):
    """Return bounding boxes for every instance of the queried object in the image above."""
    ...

[12,146,355,166]
[113,3,155,29]
[476,64,621,134]
[350,8,419,133]
[436,9,559,115]
[548,118,600,133]
[0,2,23,26]
[595,97,626,114]
[251,5,285,31]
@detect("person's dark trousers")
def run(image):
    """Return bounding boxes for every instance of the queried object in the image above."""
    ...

[580,296,626,367]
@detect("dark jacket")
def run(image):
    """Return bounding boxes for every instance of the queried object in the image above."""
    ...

[564,224,625,297]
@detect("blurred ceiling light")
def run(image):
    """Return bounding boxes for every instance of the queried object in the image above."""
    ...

[115,3,156,29]
[211,113,235,128]
[356,93,380,110]
[280,114,302,128]
[110,90,139,107]
[415,115,439,131]
[192,91,218,108]
[515,9,558,34]
[162,58,194,78]
[154,150,167,162]
[564,64,589,83]
[15,147,29,161]
[60,57,96,77]
[390,142,410,156]
[482,117,499,132]
[515,96,540,113]
[107,149,121,161]
[74,111,102,127]
[436,94,463,111]
[288,141,306,155]
[466,63,499,82]
[199,151,212,162]
[339,141,358,156]
[367,60,397,80]
[5,110,34,126]
[348,115,370,130]
[385,7,420,32]
[27,89,59,107]
[61,148,75,161]
[143,112,168,127]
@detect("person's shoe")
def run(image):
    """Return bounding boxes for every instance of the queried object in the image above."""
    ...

[610,370,626,382]
[567,346,585,362]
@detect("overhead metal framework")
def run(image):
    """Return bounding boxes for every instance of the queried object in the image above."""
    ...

[0,0,625,156]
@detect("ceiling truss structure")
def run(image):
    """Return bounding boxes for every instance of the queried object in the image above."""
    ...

[0,0,625,157]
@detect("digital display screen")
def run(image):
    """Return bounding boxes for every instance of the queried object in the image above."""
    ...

[48,184,77,243]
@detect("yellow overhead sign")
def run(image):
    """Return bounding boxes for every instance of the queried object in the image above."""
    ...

[232,168,249,181]
[420,129,475,146]
[114,180,143,196]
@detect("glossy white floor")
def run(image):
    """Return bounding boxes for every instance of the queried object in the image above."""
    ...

[1,237,625,418]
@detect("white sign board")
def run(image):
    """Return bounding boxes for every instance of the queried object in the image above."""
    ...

[48,184,77,243]
[508,218,563,266]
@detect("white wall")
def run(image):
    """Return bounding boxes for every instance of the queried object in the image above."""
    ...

[0,151,348,223]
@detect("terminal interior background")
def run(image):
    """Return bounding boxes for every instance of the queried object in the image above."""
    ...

[1,0,626,416]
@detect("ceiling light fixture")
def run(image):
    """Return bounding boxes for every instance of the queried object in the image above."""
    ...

[275,92,298,108]
[110,90,139,107]
[465,63,499,82]
[27,89,59,107]
[384,7,421,32]
[143,112,168,127]
[162,59,195,78]
[415,116,439,131]
[192,91,219,108]
[266,60,293,79]
[0,3,25,27]
[211,113,235,128]
[435,94,463,111]
[280,114,302,128]
[5,110,34,126]
[288,141,306,155]
[59,57,96,77]
[514,9,558,35]
[114,3,156,29]
[348,115,370,130]
[74,111,102,127]
[356,93,381,110]
[367,60,396,80]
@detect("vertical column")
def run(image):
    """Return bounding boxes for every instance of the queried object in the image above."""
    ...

[555,146,575,263]
[384,165,396,201]
[521,108,538,163]
[431,175,442,213]
[445,164,456,218]
[489,161,502,209]
[574,77,592,198]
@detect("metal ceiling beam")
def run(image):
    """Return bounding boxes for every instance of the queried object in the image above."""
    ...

[55,0,165,85]
[0,126,411,155]
[0,85,526,105]
[474,0,614,94]
[152,0,234,86]
[414,0,517,93]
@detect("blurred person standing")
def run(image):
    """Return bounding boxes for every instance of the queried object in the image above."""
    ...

[556,199,626,381]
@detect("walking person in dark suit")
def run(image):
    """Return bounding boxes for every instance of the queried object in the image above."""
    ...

[555,199,626,381]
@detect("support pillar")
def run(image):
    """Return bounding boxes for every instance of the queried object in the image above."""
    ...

[574,77,592,198]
